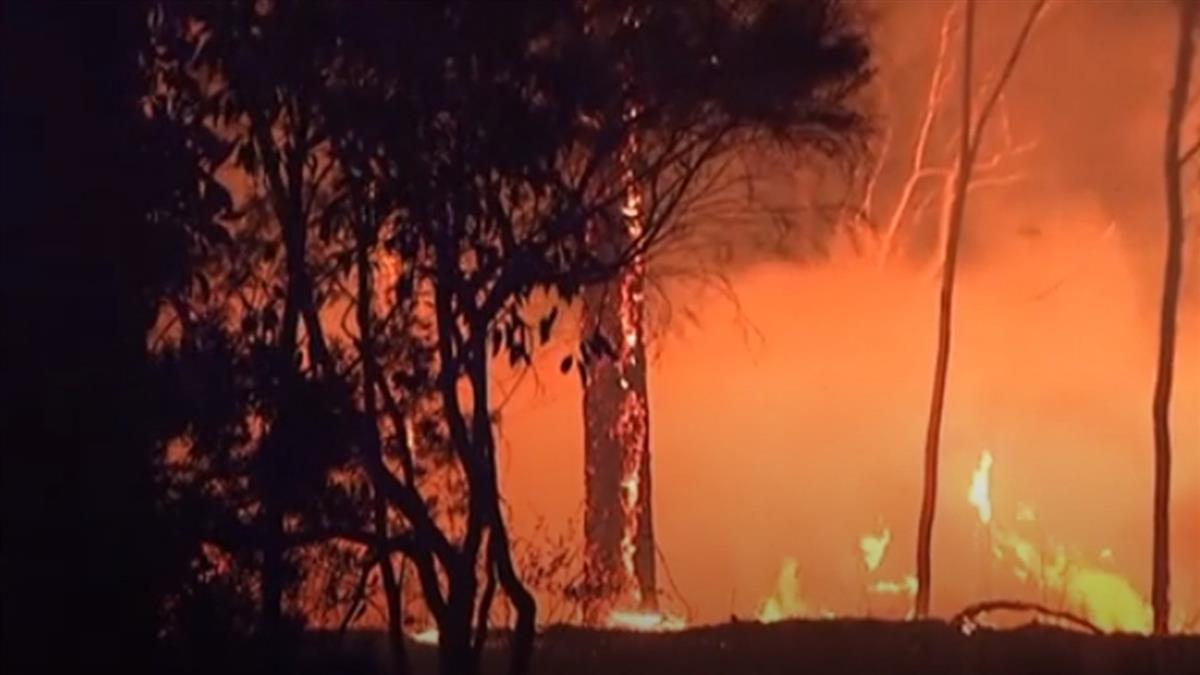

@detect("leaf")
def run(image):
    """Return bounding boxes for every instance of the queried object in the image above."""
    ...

[202,178,234,217]
[538,305,559,345]
[559,354,573,373]
[203,220,233,247]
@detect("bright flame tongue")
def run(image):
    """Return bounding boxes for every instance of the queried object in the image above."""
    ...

[968,450,994,525]
[860,527,892,572]
[758,558,808,623]
[757,559,839,622]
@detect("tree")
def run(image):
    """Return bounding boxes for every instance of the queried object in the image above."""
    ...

[848,2,1037,271]
[912,0,1047,618]
[144,6,428,673]
[149,3,870,674]
[1153,0,1196,637]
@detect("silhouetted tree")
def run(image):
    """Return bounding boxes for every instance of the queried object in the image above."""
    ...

[144,6,429,673]
[148,4,870,675]
[1153,0,1196,637]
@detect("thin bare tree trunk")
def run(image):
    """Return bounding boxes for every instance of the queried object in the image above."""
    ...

[377,502,411,675]
[915,0,975,619]
[356,205,413,672]
[1153,0,1195,637]
[914,0,1045,618]
[489,507,537,675]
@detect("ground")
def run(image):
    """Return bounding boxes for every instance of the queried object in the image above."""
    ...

[302,620,1200,675]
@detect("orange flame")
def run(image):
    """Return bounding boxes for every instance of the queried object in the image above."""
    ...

[968,450,1156,633]
[613,105,650,609]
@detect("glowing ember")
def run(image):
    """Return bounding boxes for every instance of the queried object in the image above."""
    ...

[612,106,652,610]
[606,610,686,632]
[968,450,994,525]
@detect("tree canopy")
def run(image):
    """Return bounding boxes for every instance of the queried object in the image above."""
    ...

[145,2,870,673]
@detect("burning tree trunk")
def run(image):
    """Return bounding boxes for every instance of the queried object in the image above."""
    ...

[914,0,1046,618]
[582,135,658,624]
[1153,0,1196,637]
[581,236,657,622]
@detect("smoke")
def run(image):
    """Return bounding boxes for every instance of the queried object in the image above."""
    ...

[495,0,1200,627]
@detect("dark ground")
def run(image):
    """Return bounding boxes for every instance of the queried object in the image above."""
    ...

[300,620,1200,675]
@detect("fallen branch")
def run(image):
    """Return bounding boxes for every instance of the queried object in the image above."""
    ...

[951,599,1102,635]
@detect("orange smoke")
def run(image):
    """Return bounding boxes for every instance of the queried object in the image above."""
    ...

[493,0,1199,632]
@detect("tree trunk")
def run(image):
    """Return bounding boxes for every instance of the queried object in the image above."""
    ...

[355,200,415,669]
[581,213,657,621]
[490,506,537,675]
[467,348,537,675]
[439,573,481,675]
[915,0,975,620]
[377,507,411,674]
[1153,0,1195,636]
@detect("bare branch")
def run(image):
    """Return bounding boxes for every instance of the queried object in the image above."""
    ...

[952,599,1102,635]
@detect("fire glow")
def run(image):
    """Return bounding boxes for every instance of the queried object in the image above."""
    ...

[967,450,1157,634]
[437,0,1200,641]
[747,449,1174,634]
[613,161,649,611]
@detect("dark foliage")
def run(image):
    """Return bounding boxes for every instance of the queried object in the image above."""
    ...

[4,2,870,675]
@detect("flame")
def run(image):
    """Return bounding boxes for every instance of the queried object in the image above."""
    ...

[860,527,892,572]
[968,450,994,525]
[870,575,919,598]
[968,450,1154,634]
[758,558,809,622]
[860,525,916,614]
[606,610,686,632]
[612,113,650,609]
[1066,569,1153,633]
[409,626,439,645]
[748,447,1169,633]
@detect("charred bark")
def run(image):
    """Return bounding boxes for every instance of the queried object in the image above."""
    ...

[582,213,657,622]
